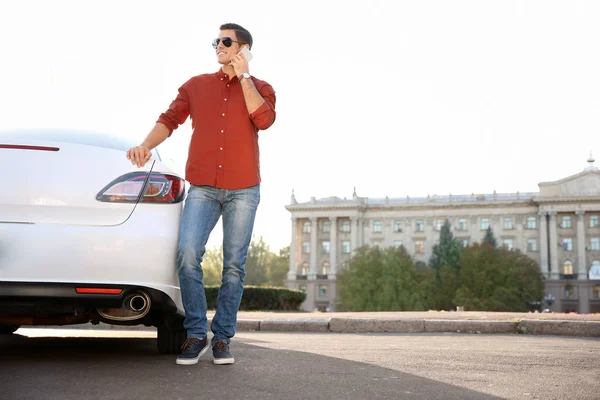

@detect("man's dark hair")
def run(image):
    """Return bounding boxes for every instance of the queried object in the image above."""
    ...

[220,23,253,49]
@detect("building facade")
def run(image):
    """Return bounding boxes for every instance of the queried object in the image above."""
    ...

[285,158,600,313]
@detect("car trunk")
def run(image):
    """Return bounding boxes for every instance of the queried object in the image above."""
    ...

[0,134,152,226]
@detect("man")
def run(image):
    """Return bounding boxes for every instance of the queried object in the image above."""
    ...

[126,23,276,366]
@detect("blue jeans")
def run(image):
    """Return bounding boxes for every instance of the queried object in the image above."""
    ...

[176,184,260,343]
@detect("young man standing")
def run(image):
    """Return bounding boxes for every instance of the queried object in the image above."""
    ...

[126,23,276,365]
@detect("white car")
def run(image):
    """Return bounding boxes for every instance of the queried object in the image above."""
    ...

[0,129,187,353]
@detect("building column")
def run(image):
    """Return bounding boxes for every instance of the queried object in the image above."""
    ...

[350,216,358,251]
[576,211,587,279]
[329,216,337,279]
[539,212,549,278]
[549,212,559,279]
[384,218,393,248]
[308,217,318,279]
[287,218,298,280]
[358,216,364,247]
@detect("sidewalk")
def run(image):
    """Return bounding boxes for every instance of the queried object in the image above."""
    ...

[56,311,600,338]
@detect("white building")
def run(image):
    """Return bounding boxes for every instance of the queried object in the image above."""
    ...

[285,157,600,313]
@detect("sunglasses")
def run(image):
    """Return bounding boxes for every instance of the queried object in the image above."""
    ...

[212,37,245,49]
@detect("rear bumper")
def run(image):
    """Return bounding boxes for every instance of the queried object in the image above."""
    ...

[0,281,183,325]
[0,203,184,314]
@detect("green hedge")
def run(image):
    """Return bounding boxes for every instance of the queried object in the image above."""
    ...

[205,286,306,311]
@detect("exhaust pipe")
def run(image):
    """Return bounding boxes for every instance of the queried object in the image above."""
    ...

[97,290,152,321]
[128,294,148,312]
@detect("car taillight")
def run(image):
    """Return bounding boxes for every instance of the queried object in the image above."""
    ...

[96,172,185,203]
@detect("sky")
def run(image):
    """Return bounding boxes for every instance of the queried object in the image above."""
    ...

[1,0,599,252]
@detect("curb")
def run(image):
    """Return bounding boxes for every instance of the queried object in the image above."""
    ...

[235,318,600,338]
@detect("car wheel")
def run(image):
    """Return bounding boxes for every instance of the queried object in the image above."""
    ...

[0,325,20,335]
[157,318,186,354]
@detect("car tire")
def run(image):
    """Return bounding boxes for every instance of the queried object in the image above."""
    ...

[157,318,186,354]
[0,325,20,335]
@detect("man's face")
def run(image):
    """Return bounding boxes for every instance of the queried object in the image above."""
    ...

[215,29,242,66]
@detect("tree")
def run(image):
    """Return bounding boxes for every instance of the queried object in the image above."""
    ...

[338,246,427,311]
[265,246,290,287]
[243,236,271,286]
[453,243,544,311]
[201,245,224,286]
[429,219,463,272]
[483,226,498,248]
[427,219,463,310]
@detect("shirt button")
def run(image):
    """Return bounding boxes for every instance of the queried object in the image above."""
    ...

[224,98,227,101]
[219,165,222,168]
[220,78,223,81]
[221,130,224,133]
[220,147,223,150]
[227,84,230,87]
[222,113,225,116]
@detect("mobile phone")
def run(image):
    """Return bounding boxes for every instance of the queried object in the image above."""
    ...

[240,46,253,62]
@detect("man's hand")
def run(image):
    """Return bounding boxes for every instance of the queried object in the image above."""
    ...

[229,51,249,78]
[126,145,152,168]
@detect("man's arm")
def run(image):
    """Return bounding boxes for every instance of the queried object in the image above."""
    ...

[126,123,170,167]
[239,78,265,114]
[127,84,190,167]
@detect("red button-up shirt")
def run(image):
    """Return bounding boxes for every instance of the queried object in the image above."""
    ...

[157,68,276,190]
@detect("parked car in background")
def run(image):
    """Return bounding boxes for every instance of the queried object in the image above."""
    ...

[0,129,187,353]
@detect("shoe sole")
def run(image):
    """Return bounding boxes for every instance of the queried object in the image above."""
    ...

[213,357,235,365]
[175,343,210,365]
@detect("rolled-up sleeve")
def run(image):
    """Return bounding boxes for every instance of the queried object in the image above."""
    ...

[249,83,276,130]
[156,85,190,136]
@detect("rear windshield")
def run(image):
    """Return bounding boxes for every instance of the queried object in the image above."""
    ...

[0,130,160,159]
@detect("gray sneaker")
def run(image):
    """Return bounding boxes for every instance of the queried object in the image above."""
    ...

[212,339,235,365]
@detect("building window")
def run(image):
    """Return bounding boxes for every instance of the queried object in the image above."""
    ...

[481,218,489,230]
[591,215,599,228]
[303,242,310,254]
[373,220,382,233]
[322,241,330,254]
[321,261,330,275]
[593,285,600,299]
[318,286,327,297]
[591,238,600,251]
[564,284,574,298]
[563,260,574,275]
[461,239,469,248]
[342,241,351,254]
[323,220,330,233]
[341,220,350,233]
[561,216,572,228]
[503,217,514,230]
[303,221,311,233]
[393,220,402,232]
[434,219,443,231]
[526,216,537,229]
[562,238,573,251]
[415,220,424,232]
[457,218,467,231]
[415,240,424,253]
[502,239,513,250]
[527,239,538,252]
[300,262,308,276]
[393,240,402,249]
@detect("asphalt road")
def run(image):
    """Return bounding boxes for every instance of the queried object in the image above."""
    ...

[1,329,599,400]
